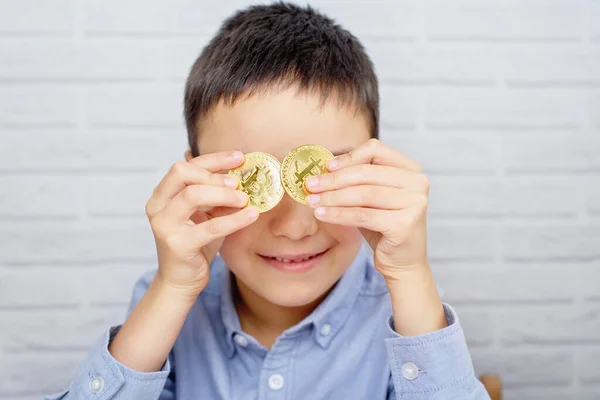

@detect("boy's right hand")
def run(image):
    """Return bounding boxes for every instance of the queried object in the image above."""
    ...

[145,150,258,298]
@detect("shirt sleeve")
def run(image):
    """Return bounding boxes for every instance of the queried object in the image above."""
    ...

[385,303,491,400]
[44,325,174,400]
[44,270,176,400]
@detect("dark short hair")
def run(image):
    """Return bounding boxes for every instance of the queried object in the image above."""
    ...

[184,1,379,157]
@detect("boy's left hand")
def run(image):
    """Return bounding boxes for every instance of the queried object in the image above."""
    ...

[305,139,429,281]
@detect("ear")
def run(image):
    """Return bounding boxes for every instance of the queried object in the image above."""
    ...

[184,150,193,161]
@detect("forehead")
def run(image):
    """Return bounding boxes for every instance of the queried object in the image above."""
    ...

[197,86,371,160]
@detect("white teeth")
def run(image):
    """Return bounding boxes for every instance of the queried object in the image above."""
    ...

[274,255,314,263]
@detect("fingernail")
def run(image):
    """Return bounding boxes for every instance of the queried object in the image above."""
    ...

[308,194,320,206]
[225,176,239,189]
[315,207,326,217]
[327,158,338,170]
[237,191,248,203]
[248,207,259,220]
[306,176,319,189]
[232,151,244,161]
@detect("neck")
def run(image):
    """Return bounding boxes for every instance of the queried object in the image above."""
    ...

[232,276,329,349]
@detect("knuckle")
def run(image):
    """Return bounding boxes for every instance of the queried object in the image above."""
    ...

[327,171,337,187]
[358,188,373,205]
[205,219,222,236]
[197,167,211,183]
[367,138,380,151]
[181,185,199,202]
[213,172,226,186]
[172,160,187,176]
[145,199,156,218]
[401,212,418,227]
[356,208,370,223]
[345,152,354,165]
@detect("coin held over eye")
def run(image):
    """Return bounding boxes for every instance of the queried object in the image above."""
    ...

[228,152,284,213]
[281,144,334,204]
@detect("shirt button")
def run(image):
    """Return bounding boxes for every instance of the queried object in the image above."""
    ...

[89,375,104,392]
[401,362,419,381]
[234,334,248,347]
[268,374,284,390]
[320,323,332,336]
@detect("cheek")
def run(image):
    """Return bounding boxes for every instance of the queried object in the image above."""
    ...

[219,216,273,267]
[220,221,262,254]
[322,223,363,247]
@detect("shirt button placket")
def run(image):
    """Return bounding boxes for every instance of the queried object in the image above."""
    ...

[268,374,284,390]
[259,338,294,400]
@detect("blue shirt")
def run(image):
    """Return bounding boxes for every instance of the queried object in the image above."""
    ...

[45,248,490,399]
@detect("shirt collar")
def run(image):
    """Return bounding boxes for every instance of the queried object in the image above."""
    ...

[215,245,370,356]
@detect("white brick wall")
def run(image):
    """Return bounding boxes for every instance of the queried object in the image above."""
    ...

[0,1,598,399]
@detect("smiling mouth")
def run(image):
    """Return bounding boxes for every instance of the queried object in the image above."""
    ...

[270,254,320,263]
[260,249,329,263]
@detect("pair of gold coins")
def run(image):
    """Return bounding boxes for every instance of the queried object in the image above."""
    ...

[228,144,334,213]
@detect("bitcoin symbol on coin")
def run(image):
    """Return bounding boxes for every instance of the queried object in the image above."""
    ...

[281,144,334,204]
[229,152,284,213]
[293,156,326,189]
[240,164,271,197]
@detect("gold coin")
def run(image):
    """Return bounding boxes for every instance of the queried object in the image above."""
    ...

[281,144,334,204]
[228,152,284,213]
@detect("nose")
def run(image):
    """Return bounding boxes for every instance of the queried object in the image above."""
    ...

[269,195,318,241]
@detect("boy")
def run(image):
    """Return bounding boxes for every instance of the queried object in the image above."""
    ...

[47,2,490,399]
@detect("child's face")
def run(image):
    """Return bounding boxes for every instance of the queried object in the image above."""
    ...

[195,86,371,308]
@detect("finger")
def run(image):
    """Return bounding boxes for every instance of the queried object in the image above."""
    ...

[188,150,245,172]
[305,164,429,193]
[206,205,243,219]
[190,205,240,225]
[313,206,393,232]
[148,158,242,217]
[156,152,243,197]
[187,207,259,250]
[327,139,421,172]
[308,186,422,210]
[164,185,248,222]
